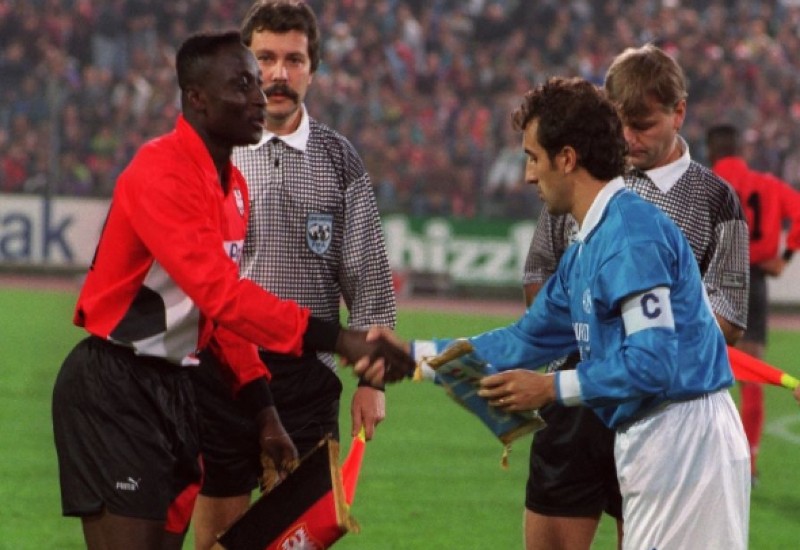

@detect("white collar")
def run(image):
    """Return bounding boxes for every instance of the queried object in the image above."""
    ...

[249,104,310,152]
[642,135,691,193]
[576,176,626,241]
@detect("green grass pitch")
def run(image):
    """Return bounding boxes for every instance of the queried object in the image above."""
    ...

[2,287,800,549]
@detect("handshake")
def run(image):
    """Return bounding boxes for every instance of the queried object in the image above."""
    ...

[336,327,413,384]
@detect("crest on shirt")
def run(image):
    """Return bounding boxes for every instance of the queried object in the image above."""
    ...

[233,188,245,217]
[582,288,592,314]
[307,213,333,255]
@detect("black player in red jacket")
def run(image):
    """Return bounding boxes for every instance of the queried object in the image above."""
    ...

[51,31,412,550]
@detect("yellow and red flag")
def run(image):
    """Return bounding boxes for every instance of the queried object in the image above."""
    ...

[341,429,366,505]
[728,345,800,390]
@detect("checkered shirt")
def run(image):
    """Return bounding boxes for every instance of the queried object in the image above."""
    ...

[524,161,749,329]
[233,117,396,368]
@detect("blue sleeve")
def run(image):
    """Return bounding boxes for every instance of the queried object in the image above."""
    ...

[470,265,577,371]
[563,326,678,409]
[569,242,678,408]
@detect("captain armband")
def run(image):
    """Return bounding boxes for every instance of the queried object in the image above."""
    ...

[621,286,675,335]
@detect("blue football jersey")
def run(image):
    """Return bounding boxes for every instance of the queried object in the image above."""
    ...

[469,178,734,429]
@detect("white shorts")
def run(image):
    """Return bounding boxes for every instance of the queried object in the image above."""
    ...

[615,390,750,550]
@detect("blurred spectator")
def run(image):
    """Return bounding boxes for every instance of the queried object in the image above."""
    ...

[1,143,28,193]
[325,21,356,64]
[1,0,800,221]
[484,123,526,197]
[56,151,93,196]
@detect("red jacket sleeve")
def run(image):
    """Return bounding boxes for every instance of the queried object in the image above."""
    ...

[122,149,310,357]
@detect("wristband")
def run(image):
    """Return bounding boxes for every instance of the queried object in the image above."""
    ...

[410,340,438,381]
[237,377,274,417]
[302,316,341,352]
[358,377,386,391]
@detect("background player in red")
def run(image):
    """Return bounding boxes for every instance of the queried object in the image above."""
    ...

[51,30,412,550]
[707,123,800,483]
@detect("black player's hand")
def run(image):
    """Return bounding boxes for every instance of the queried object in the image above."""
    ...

[336,328,415,383]
[255,406,299,492]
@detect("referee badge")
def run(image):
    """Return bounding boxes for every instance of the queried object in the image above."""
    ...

[565,216,579,244]
[307,213,333,255]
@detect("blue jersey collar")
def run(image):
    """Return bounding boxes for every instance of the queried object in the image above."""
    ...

[576,176,626,242]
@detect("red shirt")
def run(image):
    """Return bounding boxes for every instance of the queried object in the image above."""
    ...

[75,115,310,391]
[713,156,800,265]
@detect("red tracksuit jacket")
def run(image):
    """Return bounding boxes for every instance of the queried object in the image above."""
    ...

[74,115,310,391]
[713,156,800,264]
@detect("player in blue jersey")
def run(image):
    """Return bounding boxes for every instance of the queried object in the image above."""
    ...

[356,77,750,550]
[520,44,749,550]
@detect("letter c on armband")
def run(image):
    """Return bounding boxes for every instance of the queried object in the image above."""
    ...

[640,293,661,319]
[623,287,674,335]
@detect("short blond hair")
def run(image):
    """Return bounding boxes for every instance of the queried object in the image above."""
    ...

[604,44,687,119]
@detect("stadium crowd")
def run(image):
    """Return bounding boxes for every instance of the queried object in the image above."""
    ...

[3,0,800,218]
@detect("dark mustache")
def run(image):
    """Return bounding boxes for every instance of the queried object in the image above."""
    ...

[264,84,299,102]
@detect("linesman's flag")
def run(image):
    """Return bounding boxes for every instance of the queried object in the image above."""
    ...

[218,432,366,550]
[728,345,800,390]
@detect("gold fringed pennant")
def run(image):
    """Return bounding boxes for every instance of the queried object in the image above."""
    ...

[420,339,546,467]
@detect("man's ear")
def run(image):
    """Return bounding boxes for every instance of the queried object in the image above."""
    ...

[184,87,206,113]
[673,98,687,131]
[561,146,578,174]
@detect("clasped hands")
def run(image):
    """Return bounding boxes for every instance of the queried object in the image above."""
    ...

[351,327,558,410]
[336,326,416,382]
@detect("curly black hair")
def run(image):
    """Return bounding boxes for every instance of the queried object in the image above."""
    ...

[512,76,628,181]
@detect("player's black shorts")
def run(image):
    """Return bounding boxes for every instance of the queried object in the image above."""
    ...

[526,353,622,520]
[192,350,342,497]
[52,336,201,527]
[742,266,767,345]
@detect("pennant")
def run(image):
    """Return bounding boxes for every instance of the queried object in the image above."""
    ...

[218,434,364,550]
[422,339,546,467]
